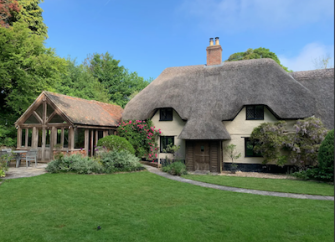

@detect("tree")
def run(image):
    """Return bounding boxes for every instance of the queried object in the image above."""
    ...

[0,22,67,118]
[55,59,111,104]
[84,52,150,107]
[226,47,291,72]
[7,0,47,37]
[0,0,20,27]
[312,54,334,69]
[224,144,241,165]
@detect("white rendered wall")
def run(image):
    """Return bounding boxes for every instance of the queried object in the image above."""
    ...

[223,107,295,164]
[151,110,186,162]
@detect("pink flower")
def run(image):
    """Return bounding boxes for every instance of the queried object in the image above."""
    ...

[155,154,157,157]
[129,120,132,124]
[159,131,161,134]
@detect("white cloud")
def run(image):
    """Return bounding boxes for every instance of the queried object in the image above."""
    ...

[179,0,334,31]
[279,43,334,71]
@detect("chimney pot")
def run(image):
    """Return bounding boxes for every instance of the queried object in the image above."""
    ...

[215,37,219,45]
[209,38,214,46]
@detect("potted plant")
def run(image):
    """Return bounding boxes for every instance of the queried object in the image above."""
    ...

[224,144,241,174]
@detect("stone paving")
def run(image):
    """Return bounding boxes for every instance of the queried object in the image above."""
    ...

[143,165,334,201]
[2,164,48,179]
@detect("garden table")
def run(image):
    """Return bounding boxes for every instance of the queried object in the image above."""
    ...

[12,150,28,168]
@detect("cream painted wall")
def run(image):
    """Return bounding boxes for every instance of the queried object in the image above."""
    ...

[151,110,186,162]
[223,107,295,164]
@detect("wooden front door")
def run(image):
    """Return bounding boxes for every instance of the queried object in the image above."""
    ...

[194,141,210,170]
[186,140,222,172]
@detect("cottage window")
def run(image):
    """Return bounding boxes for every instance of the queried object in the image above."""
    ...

[160,136,174,153]
[245,138,262,157]
[160,108,173,121]
[246,105,264,120]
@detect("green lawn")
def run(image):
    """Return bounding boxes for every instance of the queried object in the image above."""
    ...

[182,174,334,196]
[0,172,334,242]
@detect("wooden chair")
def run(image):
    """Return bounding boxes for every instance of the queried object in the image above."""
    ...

[24,149,38,167]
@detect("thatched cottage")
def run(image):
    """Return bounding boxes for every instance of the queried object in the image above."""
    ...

[123,37,334,172]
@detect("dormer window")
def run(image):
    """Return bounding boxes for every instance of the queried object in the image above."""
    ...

[160,108,173,121]
[246,105,264,120]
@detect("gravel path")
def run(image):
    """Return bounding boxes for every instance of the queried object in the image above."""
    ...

[143,165,334,201]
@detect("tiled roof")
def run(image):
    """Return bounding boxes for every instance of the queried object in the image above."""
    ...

[45,92,123,127]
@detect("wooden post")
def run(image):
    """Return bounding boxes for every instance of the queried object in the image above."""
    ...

[32,127,37,148]
[17,127,22,149]
[95,130,98,146]
[61,128,64,148]
[41,128,46,162]
[84,129,89,156]
[50,127,56,160]
[103,130,108,138]
[43,100,47,123]
[90,130,94,157]
[69,127,74,151]
[25,129,29,148]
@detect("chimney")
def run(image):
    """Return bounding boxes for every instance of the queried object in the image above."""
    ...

[206,37,222,66]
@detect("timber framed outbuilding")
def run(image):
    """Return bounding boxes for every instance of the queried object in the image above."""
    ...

[15,91,123,162]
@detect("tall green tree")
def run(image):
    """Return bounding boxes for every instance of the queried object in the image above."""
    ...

[226,47,291,72]
[0,0,20,27]
[84,52,150,107]
[7,0,47,37]
[0,22,66,118]
[55,59,111,103]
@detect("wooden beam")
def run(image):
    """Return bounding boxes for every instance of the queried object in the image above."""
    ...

[95,130,98,147]
[41,128,46,162]
[85,129,89,156]
[61,128,64,148]
[25,129,29,148]
[43,99,47,123]
[33,111,43,124]
[75,125,117,130]
[90,130,94,157]
[32,127,37,148]
[69,128,74,151]
[46,111,57,124]
[50,127,56,160]
[17,127,22,149]
[19,124,69,129]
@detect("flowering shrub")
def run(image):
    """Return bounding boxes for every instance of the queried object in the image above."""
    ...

[117,120,161,160]
[286,117,328,168]
[250,121,290,165]
[250,117,328,168]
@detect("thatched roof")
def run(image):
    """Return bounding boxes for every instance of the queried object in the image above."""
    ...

[45,92,123,127]
[290,69,334,129]
[123,58,333,140]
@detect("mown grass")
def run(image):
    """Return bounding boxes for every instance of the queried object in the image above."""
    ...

[0,171,333,242]
[182,174,334,196]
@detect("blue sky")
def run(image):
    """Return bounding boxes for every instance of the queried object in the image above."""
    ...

[41,0,334,80]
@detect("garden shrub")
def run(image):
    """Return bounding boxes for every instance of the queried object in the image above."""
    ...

[46,154,104,174]
[295,129,335,182]
[162,161,187,176]
[97,135,135,155]
[98,150,143,173]
[316,129,334,181]
[117,119,160,160]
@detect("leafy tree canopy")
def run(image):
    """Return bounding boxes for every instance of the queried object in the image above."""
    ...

[55,59,111,104]
[7,0,47,37]
[0,0,20,27]
[226,47,291,72]
[0,22,67,117]
[84,52,150,108]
